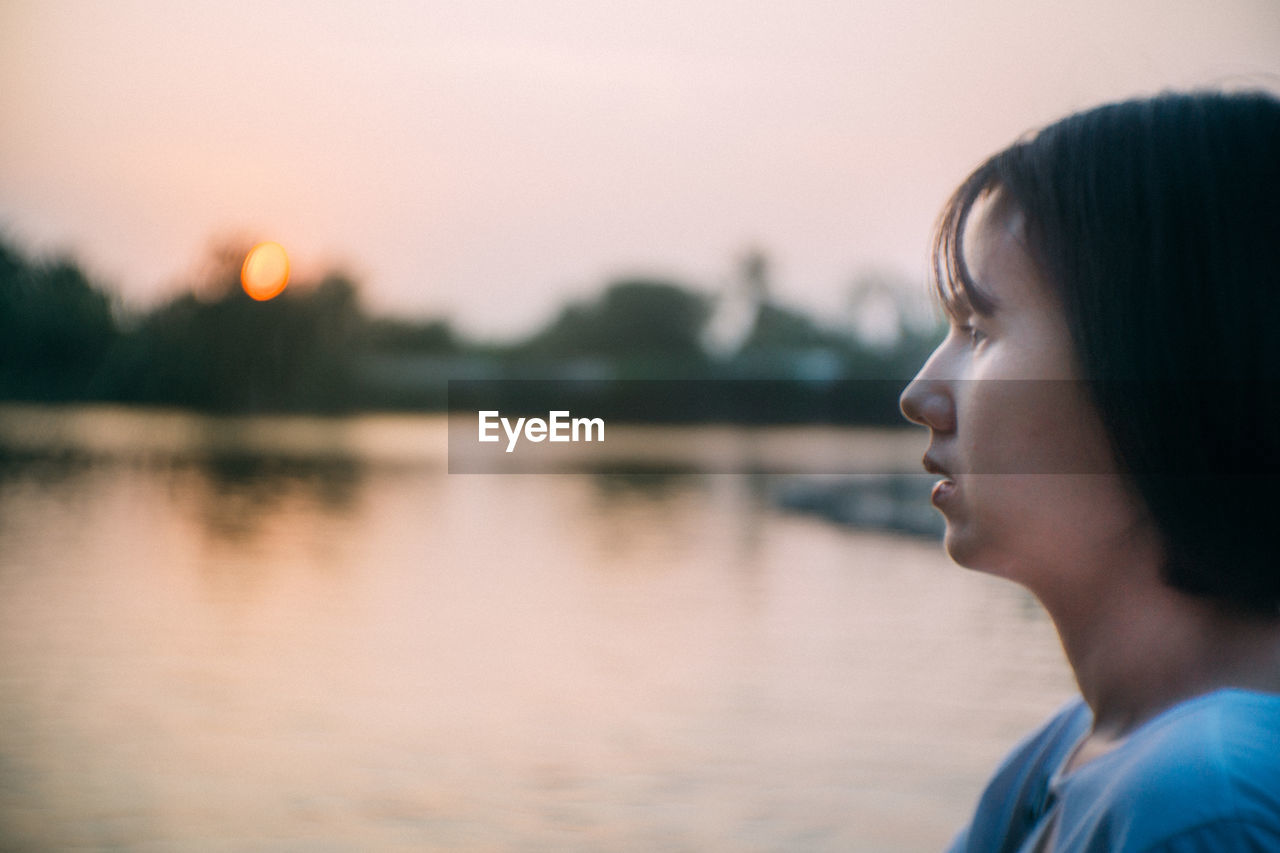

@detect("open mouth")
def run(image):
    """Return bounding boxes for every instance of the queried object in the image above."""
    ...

[922,454,952,479]
[922,455,956,505]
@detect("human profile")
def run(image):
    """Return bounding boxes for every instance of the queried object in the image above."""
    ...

[899,90,1280,851]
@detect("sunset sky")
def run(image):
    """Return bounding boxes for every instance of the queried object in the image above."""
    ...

[3,0,1278,337]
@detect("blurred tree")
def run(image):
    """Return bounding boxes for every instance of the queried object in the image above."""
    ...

[0,229,943,423]
[108,244,364,412]
[739,302,840,352]
[727,248,856,379]
[519,278,711,371]
[741,248,769,304]
[842,270,946,379]
[0,237,117,400]
[361,316,459,354]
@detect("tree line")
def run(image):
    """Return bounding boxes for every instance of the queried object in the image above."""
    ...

[0,236,942,421]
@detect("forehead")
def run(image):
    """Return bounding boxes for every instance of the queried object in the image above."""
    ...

[961,194,1056,315]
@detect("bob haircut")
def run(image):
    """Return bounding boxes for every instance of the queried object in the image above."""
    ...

[932,90,1280,615]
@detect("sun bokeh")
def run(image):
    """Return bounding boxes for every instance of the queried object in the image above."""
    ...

[241,242,290,301]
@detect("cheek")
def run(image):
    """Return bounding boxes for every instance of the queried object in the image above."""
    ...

[947,474,1151,583]
[959,380,1115,475]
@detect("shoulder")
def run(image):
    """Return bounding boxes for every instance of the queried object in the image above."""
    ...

[1054,690,1280,851]
[1138,819,1280,853]
[947,697,1091,853]
[1105,690,1280,823]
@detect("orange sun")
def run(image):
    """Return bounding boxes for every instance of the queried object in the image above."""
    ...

[241,241,290,301]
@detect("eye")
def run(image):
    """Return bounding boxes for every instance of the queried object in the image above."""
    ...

[957,323,987,347]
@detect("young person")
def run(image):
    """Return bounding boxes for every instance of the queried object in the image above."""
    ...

[899,91,1280,852]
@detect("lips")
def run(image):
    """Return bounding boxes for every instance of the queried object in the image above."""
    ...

[922,453,957,507]
[922,454,952,479]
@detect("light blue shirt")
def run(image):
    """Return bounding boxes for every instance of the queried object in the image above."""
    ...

[946,689,1280,852]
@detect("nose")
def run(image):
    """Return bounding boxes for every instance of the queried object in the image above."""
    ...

[900,369,956,433]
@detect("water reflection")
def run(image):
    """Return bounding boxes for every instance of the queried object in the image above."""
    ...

[0,406,1074,851]
[588,469,698,499]
[173,453,367,544]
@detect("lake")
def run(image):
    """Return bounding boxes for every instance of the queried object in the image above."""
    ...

[0,405,1074,851]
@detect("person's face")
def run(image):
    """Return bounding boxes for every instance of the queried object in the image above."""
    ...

[899,195,1154,598]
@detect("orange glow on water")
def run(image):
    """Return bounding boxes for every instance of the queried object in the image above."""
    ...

[241,242,290,301]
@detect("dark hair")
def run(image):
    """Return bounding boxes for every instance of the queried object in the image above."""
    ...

[933,90,1280,614]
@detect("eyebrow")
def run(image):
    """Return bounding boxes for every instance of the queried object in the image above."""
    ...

[942,248,1001,319]
[965,275,1001,316]
[932,169,1007,320]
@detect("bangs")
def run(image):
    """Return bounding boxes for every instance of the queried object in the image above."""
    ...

[932,159,1001,319]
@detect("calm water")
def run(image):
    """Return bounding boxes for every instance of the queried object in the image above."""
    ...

[0,406,1074,851]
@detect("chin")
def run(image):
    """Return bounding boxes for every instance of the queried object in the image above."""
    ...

[943,528,1037,592]
[943,535,977,569]
[942,524,994,574]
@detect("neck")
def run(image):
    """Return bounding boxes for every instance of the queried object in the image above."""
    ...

[1038,569,1280,737]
